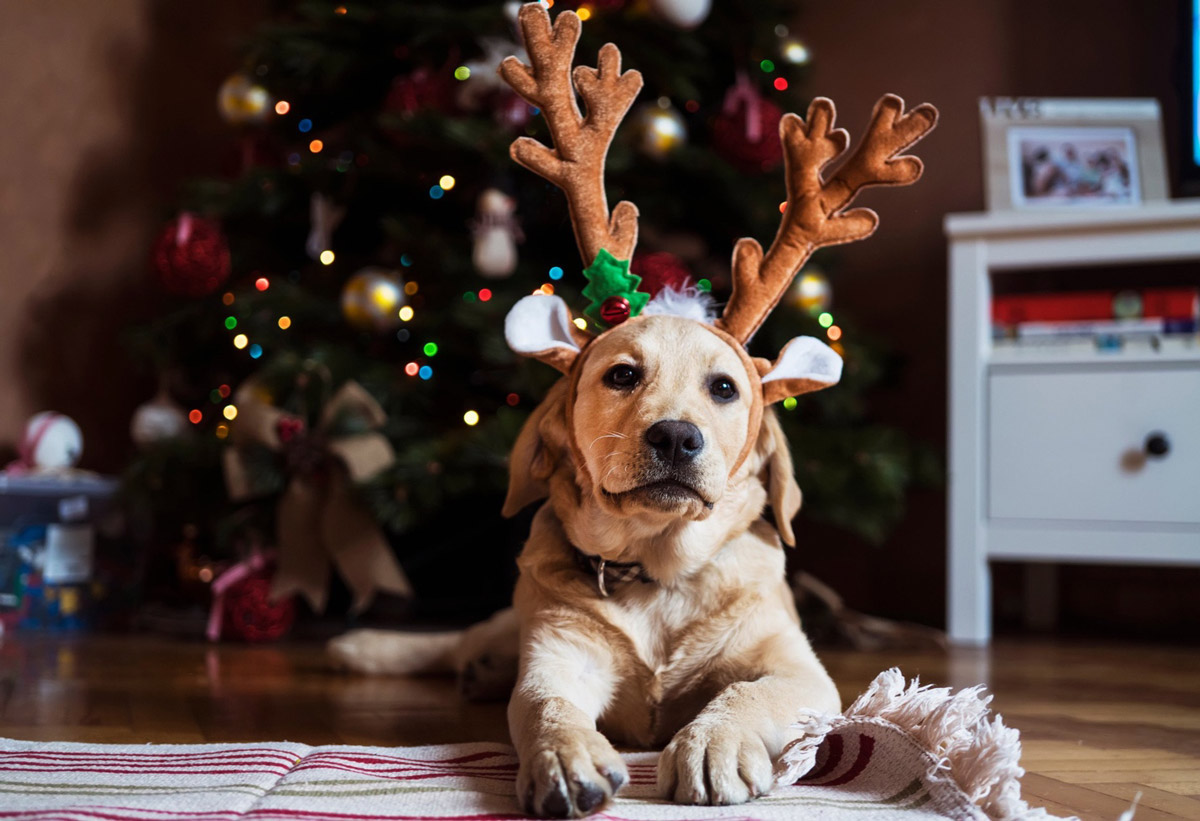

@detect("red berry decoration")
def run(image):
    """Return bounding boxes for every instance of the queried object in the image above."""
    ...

[631,251,694,296]
[221,566,295,643]
[711,88,784,173]
[600,296,632,325]
[151,213,232,298]
[276,416,306,444]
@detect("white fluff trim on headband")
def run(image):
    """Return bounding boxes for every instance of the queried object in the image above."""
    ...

[641,284,718,324]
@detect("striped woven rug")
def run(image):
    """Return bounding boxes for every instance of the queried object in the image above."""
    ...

[0,670,1064,820]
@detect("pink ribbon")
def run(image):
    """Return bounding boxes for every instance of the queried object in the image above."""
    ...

[206,551,274,641]
[175,213,194,246]
[723,71,763,143]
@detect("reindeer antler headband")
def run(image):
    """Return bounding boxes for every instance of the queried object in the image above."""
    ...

[500,2,937,395]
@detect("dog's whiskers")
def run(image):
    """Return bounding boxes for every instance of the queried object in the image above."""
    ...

[588,431,628,453]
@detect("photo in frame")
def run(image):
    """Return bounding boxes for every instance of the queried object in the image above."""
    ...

[980,98,1168,211]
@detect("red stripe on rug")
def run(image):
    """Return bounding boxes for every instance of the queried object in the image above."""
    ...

[0,809,242,820]
[0,765,293,776]
[302,751,511,766]
[0,750,299,762]
[0,760,295,771]
[294,761,517,773]
[253,815,525,821]
[291,761,515,782]
[813,734,875,787]
[0,814,530,821]
[292,763,518,777]
[795,733,842,783]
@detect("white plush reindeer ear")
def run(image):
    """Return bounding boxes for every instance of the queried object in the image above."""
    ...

[505,294,592,373]
[758,336,843,405]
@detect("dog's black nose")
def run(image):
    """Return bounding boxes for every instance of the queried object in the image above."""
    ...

[645,420,704,464]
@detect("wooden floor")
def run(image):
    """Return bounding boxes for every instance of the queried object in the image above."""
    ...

[0,633,1197,820]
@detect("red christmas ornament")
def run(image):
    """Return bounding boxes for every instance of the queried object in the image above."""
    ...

[631,251,694,297]
[711,77,784,173]
[221,567,295,643]
[600,296,632,325]
[151,213,232,298]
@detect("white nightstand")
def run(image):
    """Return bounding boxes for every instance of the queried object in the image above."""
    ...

[945,200,1200,644]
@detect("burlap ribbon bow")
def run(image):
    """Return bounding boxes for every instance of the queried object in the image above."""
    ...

[222,379,411,613]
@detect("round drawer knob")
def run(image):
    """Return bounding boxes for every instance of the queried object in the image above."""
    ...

[1144,432,1170,458]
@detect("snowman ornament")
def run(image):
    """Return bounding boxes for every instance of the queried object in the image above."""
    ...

[471,188,523,279]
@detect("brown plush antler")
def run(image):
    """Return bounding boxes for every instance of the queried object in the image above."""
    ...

[716,94,938,344]
[499,3,643,266]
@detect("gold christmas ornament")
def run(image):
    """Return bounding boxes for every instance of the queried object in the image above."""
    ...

[633,102,687,159]
[341,268,406,332]
[217,72,271,125]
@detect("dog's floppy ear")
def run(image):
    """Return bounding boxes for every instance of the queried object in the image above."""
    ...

[756,408,803,547]
[757,336,843,405]
[505,295,593,374]
[503,379,569,517]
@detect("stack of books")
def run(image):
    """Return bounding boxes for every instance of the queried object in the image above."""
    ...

[992,287,1199,353]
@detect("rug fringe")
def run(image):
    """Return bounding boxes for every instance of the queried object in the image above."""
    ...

[777,668,1073,821]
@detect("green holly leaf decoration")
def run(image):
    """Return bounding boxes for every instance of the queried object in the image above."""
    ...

[581,249,650,327]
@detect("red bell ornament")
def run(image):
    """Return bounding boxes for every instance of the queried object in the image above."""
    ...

[151,213,232,298]
[600,296,632,325]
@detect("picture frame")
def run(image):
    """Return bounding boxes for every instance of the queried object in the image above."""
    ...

[979,97,1169,211]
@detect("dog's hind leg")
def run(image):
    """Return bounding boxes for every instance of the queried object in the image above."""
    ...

[455,607,520,701]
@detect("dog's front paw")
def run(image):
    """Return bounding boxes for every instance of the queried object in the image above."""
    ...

[657,719,774,806]
[517,728,627,818]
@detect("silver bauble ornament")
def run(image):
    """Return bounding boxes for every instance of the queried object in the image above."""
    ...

[131,392,189,449]
[649,0,711,29]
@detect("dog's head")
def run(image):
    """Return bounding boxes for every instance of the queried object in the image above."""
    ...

[502,293,841,550]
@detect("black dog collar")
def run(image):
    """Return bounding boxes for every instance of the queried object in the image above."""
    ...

[571,545,654,597]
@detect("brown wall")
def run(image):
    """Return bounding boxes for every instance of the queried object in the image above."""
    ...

[0,1,1185,625]
[0,1,264,471]
[792,0,1184,626]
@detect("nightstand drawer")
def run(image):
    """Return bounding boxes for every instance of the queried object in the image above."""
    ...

[988,367,1200,524]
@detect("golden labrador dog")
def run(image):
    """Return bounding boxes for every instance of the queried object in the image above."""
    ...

[497,304,844,817]
[330,5,935,817]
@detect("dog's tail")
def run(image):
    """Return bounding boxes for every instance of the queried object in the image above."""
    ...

[327,608,519,700]
[327,629,462,675]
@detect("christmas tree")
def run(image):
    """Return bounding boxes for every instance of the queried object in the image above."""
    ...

[122,0,937,629]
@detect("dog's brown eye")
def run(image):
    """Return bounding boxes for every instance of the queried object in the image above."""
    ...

[604,364,641,389]
[709,376,738,402]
